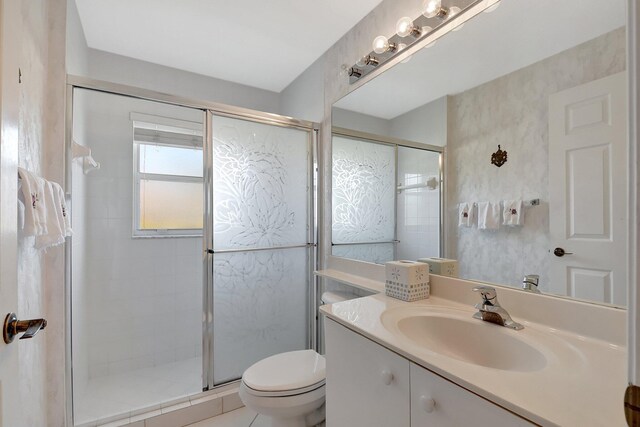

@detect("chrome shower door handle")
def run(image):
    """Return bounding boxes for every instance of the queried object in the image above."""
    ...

[3,312,47,343]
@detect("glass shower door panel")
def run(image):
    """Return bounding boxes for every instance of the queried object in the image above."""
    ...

[397,147,441,259]
[212,115,310,250]
[210,113,312,385]
[332,135,395,262]
[212,248,308,384]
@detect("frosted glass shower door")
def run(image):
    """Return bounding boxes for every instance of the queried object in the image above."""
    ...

[332,135,396,264]
[209,113,313,385]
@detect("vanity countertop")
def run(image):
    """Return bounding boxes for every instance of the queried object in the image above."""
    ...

[320,293,626,426]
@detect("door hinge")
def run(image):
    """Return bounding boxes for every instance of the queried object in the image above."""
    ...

[18,68,21,84]
[625,384,640,425]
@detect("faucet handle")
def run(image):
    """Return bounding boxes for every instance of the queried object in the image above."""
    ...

[472,286,497,302]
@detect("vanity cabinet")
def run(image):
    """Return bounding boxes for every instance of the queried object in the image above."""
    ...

[325,318,410,427]
[325,319,534,427]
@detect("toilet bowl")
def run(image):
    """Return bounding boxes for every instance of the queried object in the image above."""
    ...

[239,349,326,427]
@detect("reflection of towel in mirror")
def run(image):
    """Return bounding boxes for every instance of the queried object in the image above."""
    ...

[477,201,500,230]
[458,202,474,227]
[35,181,65,250]
[502,199,523,226]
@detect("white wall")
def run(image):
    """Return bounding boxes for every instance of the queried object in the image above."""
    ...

[446,28,626,290]
[86,49,281,114]
[66,0,88,76]
[332,107,390,136]
[74,89,203,380]
[279,57,325,122]
[389,96,447,147]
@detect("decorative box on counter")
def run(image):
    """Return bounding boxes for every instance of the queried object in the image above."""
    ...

[417,257,459,277]
[385,260,430,302]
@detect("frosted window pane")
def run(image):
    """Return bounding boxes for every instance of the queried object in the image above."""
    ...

[213,248,308,384]
[139,144,203,177]
[212,115,310,250]
[139,180,203,229]
[332,243,395,264]
[332,136,395,245]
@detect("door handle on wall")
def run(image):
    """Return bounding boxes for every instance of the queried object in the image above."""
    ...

[3,312,47,343]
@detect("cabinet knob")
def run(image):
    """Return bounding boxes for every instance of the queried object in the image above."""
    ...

[381,370,394,385]
[420,395,436,413]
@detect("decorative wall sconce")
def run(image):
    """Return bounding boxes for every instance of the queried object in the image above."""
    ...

[491,144,508,167]
[348,0,501,84]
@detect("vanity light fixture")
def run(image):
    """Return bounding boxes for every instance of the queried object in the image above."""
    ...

[484,1,500,13]
[396,17,422,38]
[350,0,500,84]
[422,0,449,19]
[356,55,380,67]
[448,6,464,31]
[372,35,397,54]
[397,43,413,63]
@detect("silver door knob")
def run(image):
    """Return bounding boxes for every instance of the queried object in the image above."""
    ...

[553,247,573,257]
[3,313,47,343]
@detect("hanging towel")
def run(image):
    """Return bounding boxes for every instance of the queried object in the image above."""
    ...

[458,202,474,227]
[17,167,48,236]
[477,201,501,230]
[502,199,524,226]
[35,181,65,250]
[52,182,72,237]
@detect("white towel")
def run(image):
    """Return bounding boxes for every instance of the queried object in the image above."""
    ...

[458,202,474,227]
[477,201,500,230]
[52,182,72,237]
[502,199,524,226]
[17,167,48,236]
[35,181,65,250]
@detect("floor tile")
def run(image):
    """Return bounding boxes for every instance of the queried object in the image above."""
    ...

[187,407,257,427]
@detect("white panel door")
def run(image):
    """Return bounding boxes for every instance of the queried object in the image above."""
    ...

[0,0,23,425]
[549,72,627,305]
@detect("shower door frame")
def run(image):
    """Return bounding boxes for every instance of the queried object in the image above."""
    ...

[64,75,319,425]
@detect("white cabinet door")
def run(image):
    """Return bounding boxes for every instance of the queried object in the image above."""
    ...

[410,363,533,426]
[325,319,410,427]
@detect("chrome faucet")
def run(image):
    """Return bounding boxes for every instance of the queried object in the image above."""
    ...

[521,274,541,293]
[472,286,524,330]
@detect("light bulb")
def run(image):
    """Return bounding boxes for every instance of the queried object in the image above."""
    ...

[372,35,390,54]
[422,0,443,18]
[421,26,437,48]
[484,1,500,13]
[447,6,464,31]
[372,35,396,54]
[396,17,419,38]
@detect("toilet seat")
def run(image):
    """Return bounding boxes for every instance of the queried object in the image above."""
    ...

[241,350,326,396]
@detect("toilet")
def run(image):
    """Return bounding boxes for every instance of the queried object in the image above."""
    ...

[239,349,326,427]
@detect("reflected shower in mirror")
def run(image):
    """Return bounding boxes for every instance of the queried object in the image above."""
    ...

[332,129,442,264]
[331,0,627,306]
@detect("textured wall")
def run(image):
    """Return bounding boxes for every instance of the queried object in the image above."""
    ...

[446,28,626,291]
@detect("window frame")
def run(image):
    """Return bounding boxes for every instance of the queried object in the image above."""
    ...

[132,116,204,238]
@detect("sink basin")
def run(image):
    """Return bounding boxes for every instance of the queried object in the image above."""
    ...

[381,307,548,372]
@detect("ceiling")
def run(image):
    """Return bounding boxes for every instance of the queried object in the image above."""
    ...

[334,0,626,119]
[75,0,384,92]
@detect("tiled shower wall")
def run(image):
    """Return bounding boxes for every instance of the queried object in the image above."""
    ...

[73,90,203,380]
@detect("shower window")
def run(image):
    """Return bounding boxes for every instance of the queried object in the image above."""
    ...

[132,115,204,236]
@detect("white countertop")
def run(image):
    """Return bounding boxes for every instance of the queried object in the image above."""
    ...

[320,293,626,426]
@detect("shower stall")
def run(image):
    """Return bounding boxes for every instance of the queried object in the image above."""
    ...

[67,79,317,425]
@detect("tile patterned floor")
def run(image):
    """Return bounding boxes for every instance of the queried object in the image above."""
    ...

[189,407,326,427]
[75,357,202,426]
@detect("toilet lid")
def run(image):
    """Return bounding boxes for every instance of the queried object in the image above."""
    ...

[242,350,326,392]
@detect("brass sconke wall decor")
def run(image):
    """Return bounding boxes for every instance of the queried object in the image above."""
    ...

[491,144,507,167]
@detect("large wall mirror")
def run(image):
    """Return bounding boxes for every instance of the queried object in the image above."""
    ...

[331,0,627,307]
